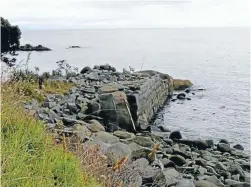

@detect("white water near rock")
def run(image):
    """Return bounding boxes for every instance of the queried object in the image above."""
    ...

[13,27,250,150]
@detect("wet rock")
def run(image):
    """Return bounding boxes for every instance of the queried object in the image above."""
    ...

[113,131,135,139]
[195,140,209,150]
[233,144,244,151]
[169,131,182,140]
[217,143,231,152]
[185,88,191,93]
[91,131,119,144]
[205,140,214,148]
[187,98,192,100]
[177,93,186,100]
[169,155,186,166]
[86,120,105,132]
[157,125,171,132]
[173,79,193,90]
[219,139,230,145]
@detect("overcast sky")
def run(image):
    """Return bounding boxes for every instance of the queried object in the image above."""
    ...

[1,0,250,29]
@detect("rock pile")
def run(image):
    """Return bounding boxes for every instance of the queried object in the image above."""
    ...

[24,65,250,186]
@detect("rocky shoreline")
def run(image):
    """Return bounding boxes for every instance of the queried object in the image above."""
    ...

[24,65,250,187]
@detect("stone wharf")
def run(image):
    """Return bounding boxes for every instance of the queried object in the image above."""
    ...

[98,71,174,132]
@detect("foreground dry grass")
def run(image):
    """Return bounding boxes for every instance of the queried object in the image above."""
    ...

[1,81,101,187]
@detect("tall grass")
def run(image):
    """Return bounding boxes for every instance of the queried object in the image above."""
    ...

[1,81,100,187]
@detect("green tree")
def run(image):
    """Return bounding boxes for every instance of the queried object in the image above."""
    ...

[1,17,22,66]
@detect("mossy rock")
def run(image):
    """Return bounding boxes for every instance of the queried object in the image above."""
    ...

[173,79,192,90]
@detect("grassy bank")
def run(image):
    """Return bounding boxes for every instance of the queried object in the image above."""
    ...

[1,81,101,187]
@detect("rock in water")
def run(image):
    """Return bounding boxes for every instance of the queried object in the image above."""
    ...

[219,139,230,145]
[177,93,186,100]
[169,131,182,140]
[157,125,171,132]
[233,144,244,151]
[217,143,231,152]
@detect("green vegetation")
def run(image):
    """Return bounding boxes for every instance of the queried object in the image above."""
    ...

[1,82,101,187]
[173,79,193,90]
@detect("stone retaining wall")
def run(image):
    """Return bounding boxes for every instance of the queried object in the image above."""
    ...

[98,72,173,132]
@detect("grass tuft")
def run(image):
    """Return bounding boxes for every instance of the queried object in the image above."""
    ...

[1,81,100,187]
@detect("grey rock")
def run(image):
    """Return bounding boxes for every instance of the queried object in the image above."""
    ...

[204,175,224,186]
[81,87,96,94]
[228,163,245,178]
[91,131,119,144]
[132,136,154,148]
[163,138,174,145]
[205,140,214,148]
[80,66,91,74]
[225,179,250,187]
[215,162,227,172]
[161,158,176,168]
[217,143,231,152]
[177,93,186,100]
[233,144,244,151]
[67,102,80,113]
[195,180,218,187]
[106,142,131,160]
[195,140,208,150]
[156,168,182,186]
[169,131,182,140]
[86,120,105,133]
[219,139,230,145]
[232,174,240,181]
[113,131,135,139]
[195,158,207,167]
[73,124,92,141]
[169,155,186,166]
[157,125,171,132]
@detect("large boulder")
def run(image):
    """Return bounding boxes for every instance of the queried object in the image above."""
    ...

[99,91,136,132]
[86,120,105,132]
[132,136,154,148]
[73,124,92,141]
[169,131,182,140]
[233,144,244,151]
[169,155,186,166]
[173,79,193,90]
[91,131,119,144]
[106,142,131,161]
[217,143,231,152]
